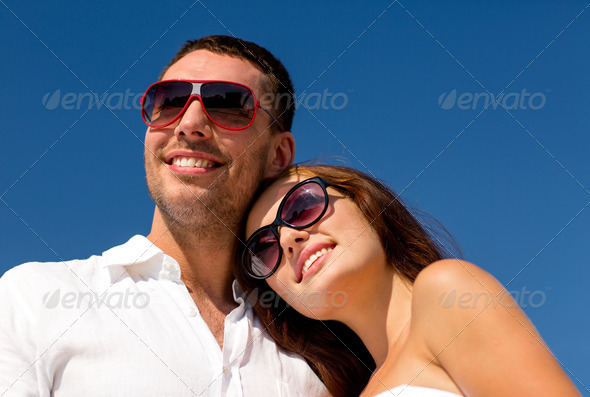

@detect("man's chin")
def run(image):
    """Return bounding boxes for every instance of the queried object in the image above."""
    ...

[155,199,209,228]
[150,188,237,230]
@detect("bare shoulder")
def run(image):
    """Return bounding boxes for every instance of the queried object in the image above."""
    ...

[413,258,500,297]
[411,258,534,344]
[409,259,580,396]
[411,259,509,358]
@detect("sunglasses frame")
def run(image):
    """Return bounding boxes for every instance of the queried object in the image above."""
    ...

[242,176,334,279]
[141,79,285,132]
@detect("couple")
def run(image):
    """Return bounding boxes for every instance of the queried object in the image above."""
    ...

[0,35,578,396]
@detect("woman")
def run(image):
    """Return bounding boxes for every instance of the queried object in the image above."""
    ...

[236,165,580,397]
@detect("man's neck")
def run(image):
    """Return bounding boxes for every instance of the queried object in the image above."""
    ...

[147,207,240,343]
[147,208,237,314]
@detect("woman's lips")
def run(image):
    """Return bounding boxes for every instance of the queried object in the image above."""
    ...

[298,245,335,282]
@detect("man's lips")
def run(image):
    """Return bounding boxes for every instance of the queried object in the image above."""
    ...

[164,150,222,165]
[164,150,223,173]
[296,243,336,282]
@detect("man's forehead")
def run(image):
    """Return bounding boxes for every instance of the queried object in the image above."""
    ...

[162,49,269,93]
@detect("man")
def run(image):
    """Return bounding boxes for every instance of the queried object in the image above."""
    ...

[0,36,329,396]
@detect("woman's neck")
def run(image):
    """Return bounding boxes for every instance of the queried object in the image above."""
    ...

[342,271,414,368]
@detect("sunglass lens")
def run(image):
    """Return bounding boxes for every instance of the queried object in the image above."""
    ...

[143,81,192,126]
[281,182,327,228]
[245,228,279,277]
[202,83,256,129]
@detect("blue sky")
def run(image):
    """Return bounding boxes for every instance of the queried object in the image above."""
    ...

[1,0,589,392]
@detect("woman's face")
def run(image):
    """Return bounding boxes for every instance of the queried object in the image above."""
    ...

[245,174,388,320]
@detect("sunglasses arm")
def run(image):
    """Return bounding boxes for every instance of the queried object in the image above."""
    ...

[258,103,286,132]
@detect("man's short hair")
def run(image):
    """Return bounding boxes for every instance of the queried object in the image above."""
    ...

[160,35,295,132]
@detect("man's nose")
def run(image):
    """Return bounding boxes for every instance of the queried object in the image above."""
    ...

[173,96,213,140]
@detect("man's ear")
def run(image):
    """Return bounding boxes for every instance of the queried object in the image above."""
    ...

[265,131,295,178]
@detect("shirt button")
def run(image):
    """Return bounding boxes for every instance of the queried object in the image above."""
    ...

[163,262,175,272]
[223,367,230,376]
[185,306,197,317]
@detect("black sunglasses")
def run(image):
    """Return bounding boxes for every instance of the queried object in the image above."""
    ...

[242,177,334,279]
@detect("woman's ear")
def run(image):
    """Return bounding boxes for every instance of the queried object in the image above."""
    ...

[265,131,295,178]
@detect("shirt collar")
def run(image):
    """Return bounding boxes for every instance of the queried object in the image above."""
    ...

[232,279,247,304]
[101,235,247,305]
[101,235,170,278]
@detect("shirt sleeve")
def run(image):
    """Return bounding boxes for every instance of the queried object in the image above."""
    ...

[0,267,42,396]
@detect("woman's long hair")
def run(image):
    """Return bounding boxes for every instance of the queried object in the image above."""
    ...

[235,165,457,397]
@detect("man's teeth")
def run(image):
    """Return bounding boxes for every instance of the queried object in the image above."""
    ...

[302,248,333,277]
[172,157,214,168]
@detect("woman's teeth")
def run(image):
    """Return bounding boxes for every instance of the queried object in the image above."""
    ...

[172,157,214,168]
[302,248,333,277]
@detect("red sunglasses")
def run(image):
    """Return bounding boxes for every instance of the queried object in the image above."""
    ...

[140,80,284,131]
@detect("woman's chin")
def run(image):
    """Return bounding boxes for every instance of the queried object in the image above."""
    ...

[289,289,350,321]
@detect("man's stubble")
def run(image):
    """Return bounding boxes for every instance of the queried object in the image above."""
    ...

[144,140,270,246]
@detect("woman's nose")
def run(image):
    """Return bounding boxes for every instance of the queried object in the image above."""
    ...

[279,227,310,258]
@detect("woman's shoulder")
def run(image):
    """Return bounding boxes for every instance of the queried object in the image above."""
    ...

[413,258,499,295]
[410,258,511,346]
[411,259,505,317]
[407,259,580,395]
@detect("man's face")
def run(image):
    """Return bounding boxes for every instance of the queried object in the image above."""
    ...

[144,49,287,234]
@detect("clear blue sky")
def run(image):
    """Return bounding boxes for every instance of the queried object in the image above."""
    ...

[1,0,589,392]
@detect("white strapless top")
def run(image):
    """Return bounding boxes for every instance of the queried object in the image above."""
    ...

[375,385,462,396]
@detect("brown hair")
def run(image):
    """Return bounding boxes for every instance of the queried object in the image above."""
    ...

[235,164,457,397]
[159,35,295,132]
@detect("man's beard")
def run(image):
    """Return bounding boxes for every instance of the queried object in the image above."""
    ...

[144,144,269,241]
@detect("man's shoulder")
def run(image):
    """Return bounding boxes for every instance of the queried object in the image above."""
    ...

[0,256,114,309]
[1,235,152,292]
[3,255,102,284]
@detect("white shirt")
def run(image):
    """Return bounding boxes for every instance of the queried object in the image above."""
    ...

[0,236,329,397]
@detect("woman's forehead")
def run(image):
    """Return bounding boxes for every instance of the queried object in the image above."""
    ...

[247,174,307,228]
[257,175,304,210]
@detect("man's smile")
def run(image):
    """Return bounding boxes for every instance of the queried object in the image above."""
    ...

[164,150,223,174]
